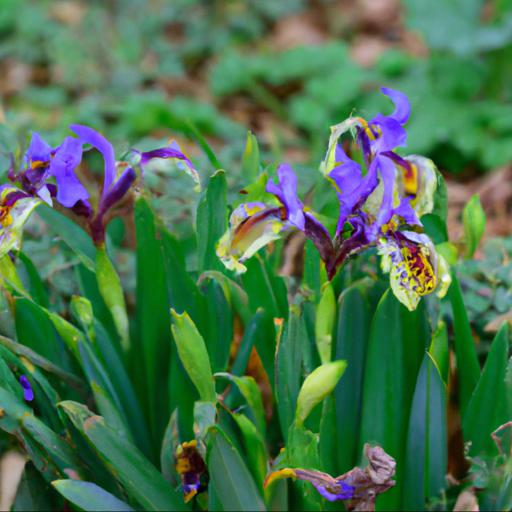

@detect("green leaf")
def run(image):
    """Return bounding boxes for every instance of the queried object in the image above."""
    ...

[334,281,372,472]
[242,256,287,318]
[403,354,447,509]
[206,426,266,511]
[241,131,260,181]
[13,462,60,511]
[196,170,227,273]
[134,196,171,447]
[95,247,130,352]
[202,278,233,372]
[232,412,268,490]
[421,213,448,244]
[359,289,425,510]
[52,480,134,511]
[171,310,216,402]
[0,335,83,391]
[37,206,96,270]
[15,298,68,367]
[275,307,304,439]
[231,309,272,377]
[295,361,346,425]
[60,401,186,511]
[215,373,266,437]
[16,251,49,307]
[463,323,510,457]
[315,282,336,364]
[429,321,449,385]
[463,194,486,258]
[285,423,323,511]
[448,273,480,417]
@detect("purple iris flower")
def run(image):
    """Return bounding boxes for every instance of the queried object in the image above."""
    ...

[69,125,137,244]
[218,87,449,311]
[11,132,90,209]
[19,375,34,402]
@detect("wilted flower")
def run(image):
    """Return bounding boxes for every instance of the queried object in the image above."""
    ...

[265,444,396,512]
[19,375,34,402]
[217,87,451,311]
[0,185,40,259]
[175,440,206,503]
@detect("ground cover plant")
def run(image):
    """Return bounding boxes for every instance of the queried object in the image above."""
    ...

[0,85,510,512]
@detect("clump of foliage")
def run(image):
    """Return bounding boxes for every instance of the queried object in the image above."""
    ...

[0,88,510,512]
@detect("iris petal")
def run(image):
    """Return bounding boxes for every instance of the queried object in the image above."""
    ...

[69,124,116,200]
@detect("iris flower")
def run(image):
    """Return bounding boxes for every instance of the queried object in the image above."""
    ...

[217,88,450,310]
[2,126,197,250]
[265,444,395,510]
[216,163,332,273]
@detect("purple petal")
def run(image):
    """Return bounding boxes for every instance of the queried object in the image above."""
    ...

[99,166,136,214]
[139,143,194,169]
[69,125,116,200]
[266,163,305,230]
[374,155,397,229]
[50,136,89,208]
[25,132,52,166]
[370,114,407,152]
[313,481,355,501]
[380,87,410,125]
[19,375,34,402]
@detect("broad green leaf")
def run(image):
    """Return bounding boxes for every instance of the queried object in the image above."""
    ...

[52,480,134,511]
[206,426,266,512]
[429,321,449,385]
[60,401,186,511]
[171,310,216,403]
[448,273,480,417]
[421,213,448,244]
[95,247,130,352]
[160,227,204,322]
[463,323,510,456]
[196,170,227,272]
[275,307,303,439]
[315,282,336,364]
[15,298,67,368]
[242,256,287,318]
[241,131,260,181]
[334,282,372,473]
[202,278,233,372]
[359,289,423,510]
[37,206,96,270]
[16,251,49,307]
[463,194,486,258]
[134,196,171,446]
[296,361,346,425]
[403,354,447,509]
[0,387,82,476]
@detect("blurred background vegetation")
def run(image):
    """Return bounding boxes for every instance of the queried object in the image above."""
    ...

[0,0,510,335]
